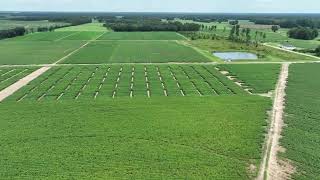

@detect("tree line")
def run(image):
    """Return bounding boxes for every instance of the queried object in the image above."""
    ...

[0,27,26,40]
[252,18,320,29]
[102,17,201,32]
[288,27,319,40]
[229,25,266,46]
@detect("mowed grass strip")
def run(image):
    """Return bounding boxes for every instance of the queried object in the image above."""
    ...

[0,96,270,179]
[0,40,86,65]
[63,41,211,64]
[98,32,187,40]
[6,65,247,101]
[218,64,281,94]
[281,64,320,179]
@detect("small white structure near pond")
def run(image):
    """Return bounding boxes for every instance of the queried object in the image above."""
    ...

[280,44,296,51]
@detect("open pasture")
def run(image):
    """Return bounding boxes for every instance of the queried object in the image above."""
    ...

[0,96,270,179]
[0,67,37,91]
[64,41,211,64]
[98,32,187,40]
[7,65,247,101]
[0,40,85,65]
[217,64,281,94]
[281,63,320,179]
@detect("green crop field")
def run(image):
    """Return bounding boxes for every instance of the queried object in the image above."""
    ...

[63,41,211,64]
[6,65,247,101]
[98,32,187,40]
[63,31,105,40]
[0,67,37,91]
[0,96,270,179]
[217,64,281,93]
[55,23,108,32]
[0,40,85,65]
[9,31,76,41]
[281,63,320,179]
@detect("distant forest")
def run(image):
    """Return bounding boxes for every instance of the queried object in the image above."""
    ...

[99,17,200,32]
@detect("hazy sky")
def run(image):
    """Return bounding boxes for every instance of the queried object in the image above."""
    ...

[1,0,320,13]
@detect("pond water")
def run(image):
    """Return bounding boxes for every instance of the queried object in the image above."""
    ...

[213,52,258,61]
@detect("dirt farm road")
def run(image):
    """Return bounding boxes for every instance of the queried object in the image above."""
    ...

[257,63,292,180]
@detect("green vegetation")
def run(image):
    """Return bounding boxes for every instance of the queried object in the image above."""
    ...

[62,31,105,40]
[217,64,281,93]
[55,23,108,32]
[9,31,76,41]
[0,40,85,65]
[281,63,320,179]
[189,39,317,61]
[177,19,320,50]
[287,27,319,40]
[98,32,186,40]
[0,67,37,91]
[64,41,211,64]
[0,19,69,31]
[0,96,270,179]
[7,65,247,101]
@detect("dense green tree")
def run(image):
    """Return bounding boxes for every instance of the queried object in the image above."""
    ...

[271,25,280,32]
[0,27,26,40]
[288,27,319,40]
[315,46,320,56]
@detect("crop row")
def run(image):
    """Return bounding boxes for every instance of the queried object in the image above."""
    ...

[0,67,37,91]
[217,64,281,94]
[8,65,247,101]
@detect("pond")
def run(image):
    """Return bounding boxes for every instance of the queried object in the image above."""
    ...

[213,52,258,61]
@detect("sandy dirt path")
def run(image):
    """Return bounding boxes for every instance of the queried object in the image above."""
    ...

[257,63,291,180]
[0,67,51,102]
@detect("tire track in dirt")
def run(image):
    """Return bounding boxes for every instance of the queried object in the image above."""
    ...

[257,63,294,180]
